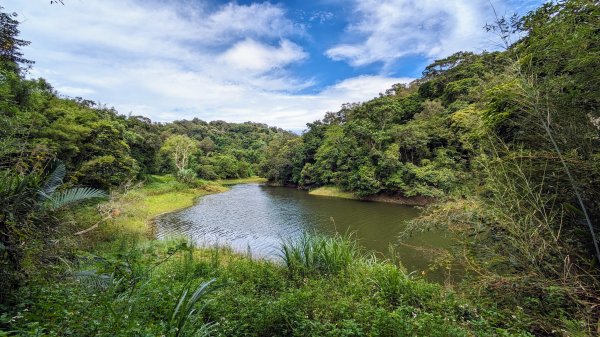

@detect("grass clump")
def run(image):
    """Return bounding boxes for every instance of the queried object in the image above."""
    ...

[280,232,359,276]
[169,278,218,337]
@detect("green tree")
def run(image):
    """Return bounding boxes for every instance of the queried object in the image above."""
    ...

[160,135,199,172]
[260,135,303,185]
[0,6,33,72]
[125,115,162,174]
[198,137,215,154]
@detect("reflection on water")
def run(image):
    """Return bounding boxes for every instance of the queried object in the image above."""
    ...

[155,184,450,277]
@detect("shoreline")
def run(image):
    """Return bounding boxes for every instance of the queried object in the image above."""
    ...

[146,177,268,236]
[308,185,435,206]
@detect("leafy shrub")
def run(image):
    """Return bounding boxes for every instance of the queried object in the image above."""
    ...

[0,162,106,304]
[74,155,139,190]
[196,164,219,180]
[176,168,198,186]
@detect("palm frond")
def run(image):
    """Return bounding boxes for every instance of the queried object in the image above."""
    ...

[41,161,66,196]
[73,270,113,292]
[46,187,107,210]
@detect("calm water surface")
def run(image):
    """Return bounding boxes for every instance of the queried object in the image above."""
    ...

[156,184,450,275]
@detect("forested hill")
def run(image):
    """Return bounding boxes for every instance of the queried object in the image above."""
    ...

[261,1,599,202]
[1,75,293,189]
[2,1,600,334]
[259,3,600,331]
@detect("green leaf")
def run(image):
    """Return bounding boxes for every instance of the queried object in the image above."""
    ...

[41,161,66,196]
[46,187,107,210]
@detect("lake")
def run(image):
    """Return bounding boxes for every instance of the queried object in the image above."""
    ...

[155,183,450,277]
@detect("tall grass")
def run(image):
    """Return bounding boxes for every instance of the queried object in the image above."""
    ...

[279,232,359,276]
[169,278,218,337]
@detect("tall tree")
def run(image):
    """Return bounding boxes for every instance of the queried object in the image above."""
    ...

[0,7,33,72]
[160,135,198,172]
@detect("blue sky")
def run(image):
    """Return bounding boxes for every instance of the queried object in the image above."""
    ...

[5,0,543,131]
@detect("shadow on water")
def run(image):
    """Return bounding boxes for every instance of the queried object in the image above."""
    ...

[156,184,453,281]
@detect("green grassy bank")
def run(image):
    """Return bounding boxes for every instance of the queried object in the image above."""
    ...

[2,176,534,336]
[308,186,358,200]
[308,185,434,206]
[217,176,268,186]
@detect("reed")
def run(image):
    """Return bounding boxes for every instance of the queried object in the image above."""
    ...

[279,232,359,276]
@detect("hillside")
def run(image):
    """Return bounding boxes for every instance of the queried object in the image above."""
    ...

[1,0,599,335]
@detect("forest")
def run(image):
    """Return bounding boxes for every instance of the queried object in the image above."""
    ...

[1,0,599,336]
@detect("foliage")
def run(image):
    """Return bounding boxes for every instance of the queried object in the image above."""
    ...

[0,6,33,72]
[0,161,106,303]
[0,169,43,296]
[169,278,218,337]
[399,1,600,332]
[259,134,303,185]
[279,233,359,276]
[261,59,486,198]
[43,187,106,211]
[162,119,293,181]
[160,135,199,172]
[175,168,199,186]
[3,238,529,336]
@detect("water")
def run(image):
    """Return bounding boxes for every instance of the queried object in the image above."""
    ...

[156,184,450,276]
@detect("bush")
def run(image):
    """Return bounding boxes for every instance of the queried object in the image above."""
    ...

[176,168,198,186]
[196,164,219,180]
[74,155,140,190]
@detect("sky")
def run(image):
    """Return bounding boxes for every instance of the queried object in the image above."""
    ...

[4,0,543,132]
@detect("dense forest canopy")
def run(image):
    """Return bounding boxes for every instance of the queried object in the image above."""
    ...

[259,1,600,331]
[260,0,600,197]
[0,73,292,189]
[1,0,600,335]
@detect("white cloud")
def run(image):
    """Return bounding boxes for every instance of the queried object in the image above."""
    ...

[325,0,518,67]
[220,39,308,73]
[116,64,412,130]
[198,2,304,44]
[55,86,95,97]
[3,0,413,131]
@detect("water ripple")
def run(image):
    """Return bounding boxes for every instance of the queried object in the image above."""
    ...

[155,184,447,272]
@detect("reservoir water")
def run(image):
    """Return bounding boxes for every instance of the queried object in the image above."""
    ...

[156,183,450,276]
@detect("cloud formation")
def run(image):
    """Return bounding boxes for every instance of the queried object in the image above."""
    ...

[325,0,532,68]
[4,0,541,131]
[220,39,308,73]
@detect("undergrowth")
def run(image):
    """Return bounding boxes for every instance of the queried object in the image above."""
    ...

[1,176,535,336]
